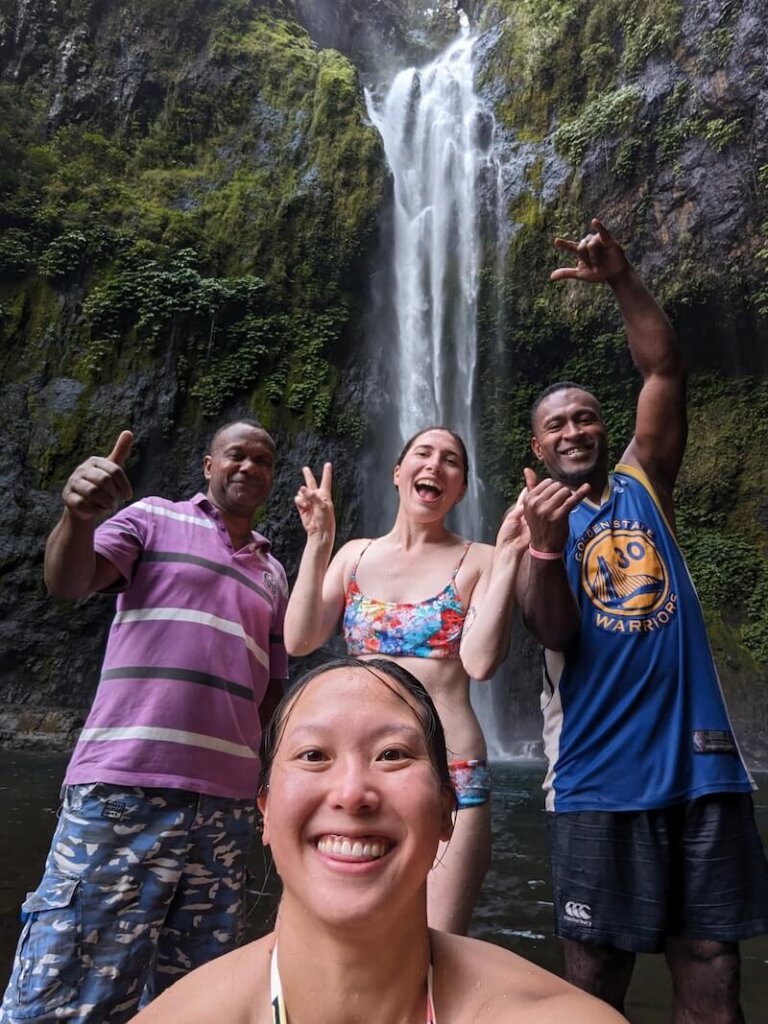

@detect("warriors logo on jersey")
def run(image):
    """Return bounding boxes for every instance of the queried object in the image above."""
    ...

[578,522,678,633]
[583,527,668,614]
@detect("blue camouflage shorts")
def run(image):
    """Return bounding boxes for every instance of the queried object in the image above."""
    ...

[1,783,255,1023]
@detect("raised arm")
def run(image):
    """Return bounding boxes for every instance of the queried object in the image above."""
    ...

[44,431,134,599]
[516,469,589,651]
[284,462,347,655]
[552,219,686,514]
[459,504,529,680]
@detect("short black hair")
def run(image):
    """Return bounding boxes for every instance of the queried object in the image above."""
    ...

[530,381,601,428]
[395,426,469,485]
[208,418,275,454]
[259,656,453,799]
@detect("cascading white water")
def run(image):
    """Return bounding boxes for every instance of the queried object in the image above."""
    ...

[365,30,495,538]
[365,31,530,758]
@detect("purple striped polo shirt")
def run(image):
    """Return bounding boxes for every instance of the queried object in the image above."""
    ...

[64,493,288,799]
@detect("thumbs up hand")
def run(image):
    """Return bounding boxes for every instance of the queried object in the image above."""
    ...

[106,430,133,469]
[62,430,134,521]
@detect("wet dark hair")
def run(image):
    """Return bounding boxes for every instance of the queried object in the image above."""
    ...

[530,381,602,429]
[395,426,469,485]
[259,657,454,801]
[208,418,275,455]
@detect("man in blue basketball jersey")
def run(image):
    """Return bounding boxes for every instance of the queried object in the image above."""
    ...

[517,219,768,1021]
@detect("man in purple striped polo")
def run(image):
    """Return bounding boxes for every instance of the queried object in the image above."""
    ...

[2,420,288,1024]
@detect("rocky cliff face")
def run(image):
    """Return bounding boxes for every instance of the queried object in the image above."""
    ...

[1,0,767,761]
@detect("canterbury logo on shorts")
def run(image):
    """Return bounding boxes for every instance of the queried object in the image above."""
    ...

[564,900,592,924]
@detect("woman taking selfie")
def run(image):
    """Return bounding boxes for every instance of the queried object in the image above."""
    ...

[133,658,625,1024]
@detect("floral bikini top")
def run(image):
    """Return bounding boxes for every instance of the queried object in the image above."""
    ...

[342,540,472,659]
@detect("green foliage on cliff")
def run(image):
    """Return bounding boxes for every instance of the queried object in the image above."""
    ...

[479,0,682,137]
[554,86,641,163]
[481,0,746,172]
[0,0,384,477]
[675,376,768,663]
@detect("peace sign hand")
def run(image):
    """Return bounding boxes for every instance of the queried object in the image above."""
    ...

[294,462,335,544]
[550,218,629,285]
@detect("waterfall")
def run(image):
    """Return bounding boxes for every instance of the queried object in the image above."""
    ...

[363,31,536,759]
[365,31,492,536]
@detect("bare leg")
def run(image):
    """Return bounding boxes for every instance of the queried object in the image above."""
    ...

[428,803,490,934]
[563,939,636,1013]
[664,938,744,1024]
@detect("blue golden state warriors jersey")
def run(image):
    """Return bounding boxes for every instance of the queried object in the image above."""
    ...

[542,463,753,812]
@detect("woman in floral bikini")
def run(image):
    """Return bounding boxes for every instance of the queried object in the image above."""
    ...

[284,426,528,934]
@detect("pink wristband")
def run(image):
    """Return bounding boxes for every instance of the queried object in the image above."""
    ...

[528,545,564,561]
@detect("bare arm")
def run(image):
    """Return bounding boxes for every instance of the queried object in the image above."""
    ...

[611,264,686,515]
[515,469,588,651]
[515,550,580,652]
[44,431,134,599]
[460,505,529,680]
[45,512,125,599]
[284,463,347,655]
[553,219,686,517]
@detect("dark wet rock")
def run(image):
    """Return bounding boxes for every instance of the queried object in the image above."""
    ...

[0,707,87,751]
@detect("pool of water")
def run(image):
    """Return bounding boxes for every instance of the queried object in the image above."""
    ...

[0,753,766,1021]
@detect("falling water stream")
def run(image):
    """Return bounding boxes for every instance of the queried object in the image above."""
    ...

[365,30,492,534]
[364,29,520,757]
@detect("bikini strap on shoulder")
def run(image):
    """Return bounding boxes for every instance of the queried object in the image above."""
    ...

[451,541,473,580]
[348,539,375,581]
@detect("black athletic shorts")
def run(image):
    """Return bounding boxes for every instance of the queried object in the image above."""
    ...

[547,793,768,953]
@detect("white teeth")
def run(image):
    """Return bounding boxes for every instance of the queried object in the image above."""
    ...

[316,836,388,859]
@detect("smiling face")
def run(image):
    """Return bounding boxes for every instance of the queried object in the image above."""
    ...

[258,666,453,930]
[203,422,275,519]
[531,387,608,491]
[393,428,467,515]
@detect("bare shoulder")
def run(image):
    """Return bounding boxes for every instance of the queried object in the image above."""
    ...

[432,933,627,1023]
[458,539,494,597]
[337,536,374,561]
[460,538,494,572]
[331,537,373,575]
[460,536,495,593]
[133,937,272,1024]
